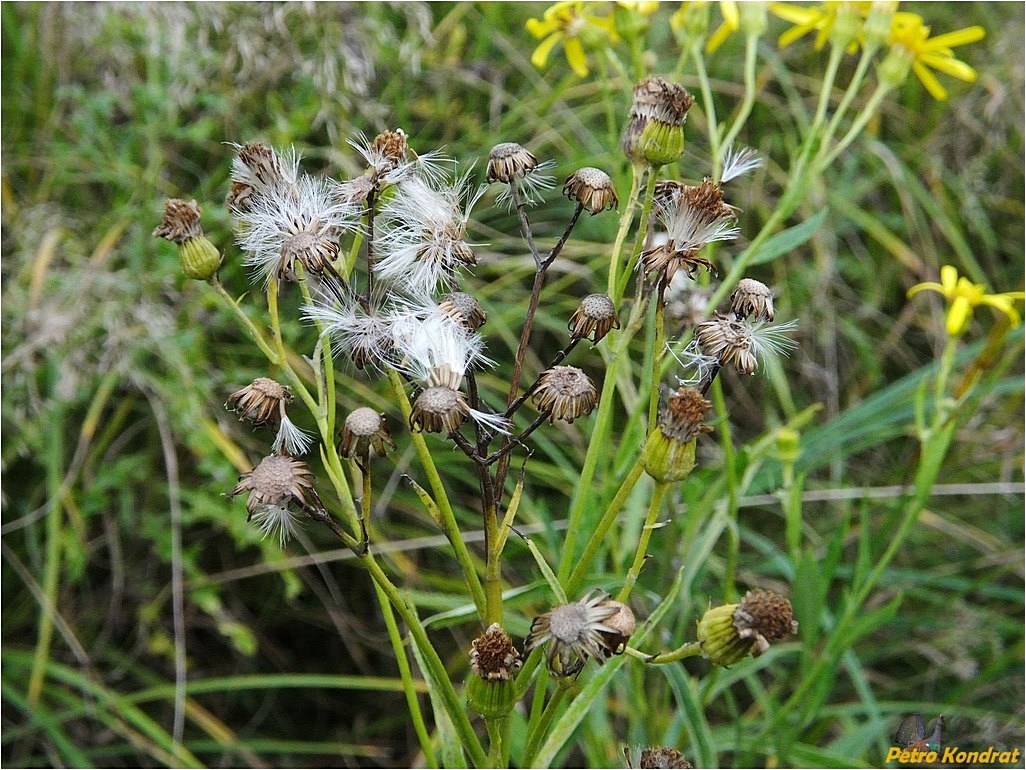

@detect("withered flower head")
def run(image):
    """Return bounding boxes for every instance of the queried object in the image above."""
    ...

[622,77,694,167]
[569,293,620,344]
[729,277,775,322]
[409,385,471,434]
[228,377,292,427]
[470,623,523,682]
[695,313,798,376]
[370,128,410,174]
[467,624,522,718]
[596,600,636,656]
[229,454,322,546]
[154,198,222,281]
[227,377,312,456]
[439,292,487,332]
[696,588,798,667]
[643,386,712,482]
[641,179,738,283]
[227,142,297,213]
[487,142,539,183]
[526,592,620,677]
[338,407,395,459]
[563,167,619,215]
[637,747,694,769]
[532,366,599,423]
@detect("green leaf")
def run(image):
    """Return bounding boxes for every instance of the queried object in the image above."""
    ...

[749,208,828,265]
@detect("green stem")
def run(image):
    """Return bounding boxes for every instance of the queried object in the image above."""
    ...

[211,280,279,364]
[617,480,669,602]
[690,42,722,177]
[565,458,647,597]
[484,497,503,626]
[647,280,668,429]
[820,82,893,169]
[644,641,704,665]
[386,369,487,618]
[615,168,660,303]
[485,717,505,769]
[372,580,437,768]
[720,31,761,153]
[521,687,566,768]
[607,162,644,298]
[710,379,740,601]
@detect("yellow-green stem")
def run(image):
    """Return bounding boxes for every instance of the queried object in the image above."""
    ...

[386,369,487,618]
[565,458,647,597]
[710,378,740,601]
[617,480,670,602]
[607,162,645,298]
[521,687,567,768]
[720,32,761,152]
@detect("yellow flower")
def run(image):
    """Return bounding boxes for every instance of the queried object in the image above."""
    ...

[908,265,1025,336]
[770,2,868,52]
[526,1,620,77]
[882,12,986,100]
[706,0,740,52]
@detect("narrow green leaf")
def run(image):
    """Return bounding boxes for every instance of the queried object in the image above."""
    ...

[748,208,828,265]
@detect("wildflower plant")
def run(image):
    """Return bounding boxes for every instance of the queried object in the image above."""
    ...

[145,2,1012,767]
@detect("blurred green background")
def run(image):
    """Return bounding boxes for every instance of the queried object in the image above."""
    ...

[2,2,1023,767]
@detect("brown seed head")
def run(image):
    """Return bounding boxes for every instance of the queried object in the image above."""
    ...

[227,377,292,427]
[470,623,523,681]
[339,407,395,459]
[659,387,713,444]
[596,600,636,656]
[568,293,620,344]
[639,747,694,769]
[563,167,618,215]
[695,313,757,374]
[526,592,620,677]
[487,142,538,183]
[730,278,775,322]
[733,588,798,656]
[229,142,287,212]
[410,386,470,434]
[370,128,410,174]
[153,199,204,244]
[532,366,599,423]
[628,77,694,126]
[230,454,319,517]
[439,292,487,331]
[280,229,341,278]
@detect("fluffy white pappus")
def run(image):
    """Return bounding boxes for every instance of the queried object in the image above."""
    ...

[468,407,512,436]
[746,317,800,359]
[272,415,314,457]
[347,131,452,186]
[228,142,301,200]
[719,144,764,183]
[392,312,491,389]
[667,338,721,387]
[236,174,362,286]
[374,174,485,297]
[494,159,556,211]
[653,193,741,256]
[249,504,303,548]
[303,294,412,373]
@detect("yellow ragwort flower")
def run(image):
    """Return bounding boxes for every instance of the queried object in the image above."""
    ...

[706,0,740,52]
[770,2,868,52]
[526,1,620,77]
[883,12,986,101]
[908,265,1025,336]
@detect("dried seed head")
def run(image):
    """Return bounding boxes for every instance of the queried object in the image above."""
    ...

[229,454,321,546]
[526,592,620,677]
[696,588,797,667]
[338,407,395,459]
[228,142,297,212]
[563,167,618,215]
[154,199,223,281]
[638,747,694,769]
[486,142,538,183]
[622,77,694,167]
[532,366,599,423]
[154,199,204,244]
[439,292,487,332]
[409,385,470,434]
[227,377,292,428]
[730,278,775,321]
[470,624,523,682]
[370,128,410,174]
[642,387,711,482]
[659,387,713,444]
[280,229,341,278]
[695,313,758,375]
[596,600,636,656]
[733,588,799,655]
[569,293,620,344]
